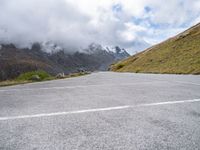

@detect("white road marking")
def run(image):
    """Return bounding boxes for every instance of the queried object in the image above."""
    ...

[138,99,200,106]
[0,106,131,121]
[173,81,200,86]
[1,78,200,93]
[0,82,164,92]
[146,78,200,86]
[0,99,200,121]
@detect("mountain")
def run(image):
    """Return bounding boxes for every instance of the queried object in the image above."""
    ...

[111,22,200,74]
[0,43,130,81]
[105,46,130,61]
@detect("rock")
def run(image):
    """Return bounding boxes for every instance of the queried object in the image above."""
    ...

[30,75,41,81]
[56,73,65,79]
[77,68,86,73]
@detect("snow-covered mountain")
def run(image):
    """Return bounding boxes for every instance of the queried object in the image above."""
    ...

[83,43,130,59]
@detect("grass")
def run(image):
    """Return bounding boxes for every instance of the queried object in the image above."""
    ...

[0,80,31,87]
[0,71,90,87]
[111,23,200,74]
[16,70,53,81]
[116,64,125,70]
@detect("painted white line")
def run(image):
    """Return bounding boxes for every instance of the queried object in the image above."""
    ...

[1,79,199,93]
[0,106,131,121]
[0,99,200,121]
[138,99,200,107]
[0,82,163,92]
[173,81,200,86]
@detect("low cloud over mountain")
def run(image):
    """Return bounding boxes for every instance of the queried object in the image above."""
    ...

[0,43,130,80]
[0,0,200,54]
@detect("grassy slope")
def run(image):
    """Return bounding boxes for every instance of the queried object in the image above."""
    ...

[0,70,53,87]
[111,23,200,74]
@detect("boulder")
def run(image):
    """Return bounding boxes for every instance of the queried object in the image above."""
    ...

[56,73,65,79]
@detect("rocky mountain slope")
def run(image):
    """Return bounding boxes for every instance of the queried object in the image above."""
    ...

[0,43,129,80]
[111,22,200,74]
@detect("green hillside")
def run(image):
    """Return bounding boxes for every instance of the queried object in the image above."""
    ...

[111,23,200,74]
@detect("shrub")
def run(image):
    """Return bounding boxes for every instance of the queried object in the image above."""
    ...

[16,70,51,81]
[116,64,125,70]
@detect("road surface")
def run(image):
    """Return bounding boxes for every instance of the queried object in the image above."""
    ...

[0,72,200,150]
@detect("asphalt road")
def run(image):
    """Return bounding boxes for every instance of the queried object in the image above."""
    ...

[0,72,200,150]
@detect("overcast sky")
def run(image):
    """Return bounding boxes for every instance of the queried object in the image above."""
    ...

[0,0,200,54]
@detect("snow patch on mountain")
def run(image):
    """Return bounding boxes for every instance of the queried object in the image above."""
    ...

[31,41,130,60]
[41,41,63,53]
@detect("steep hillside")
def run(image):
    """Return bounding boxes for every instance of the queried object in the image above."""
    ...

[0,43,129,81]
[111,23,200,74]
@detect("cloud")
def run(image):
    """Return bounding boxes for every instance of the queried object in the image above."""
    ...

[0,0,200,54]
[0,0,92,49]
